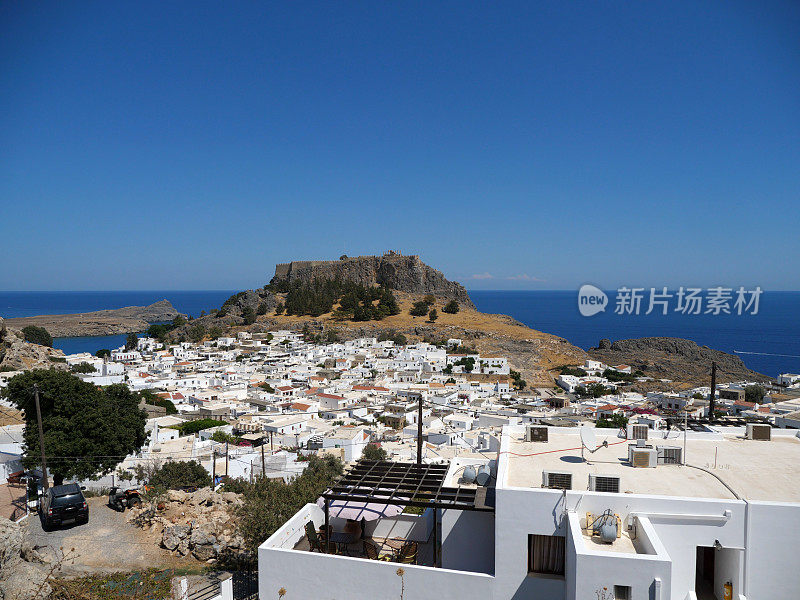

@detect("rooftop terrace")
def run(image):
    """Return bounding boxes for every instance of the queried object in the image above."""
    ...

[503,427,800,502]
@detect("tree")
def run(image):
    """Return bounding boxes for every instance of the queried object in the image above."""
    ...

[22,325,52,347]
[428,308,438,322]
[70,362,96,374]
[409,301,429,317]
[275,302,285,315]
[145,459,211,492]
[140,389,177,415]
[442,300,459,314]
[209,325,224,340]
[236,454,343,552]
[256,302,268,316]
[423,294,436,306]
[362,443,387,461]
[95,349,111,358]
[744,384,766,404]
[125,333,138,351]
[172,315,187,328]
[188,323,206,343]
[242,306,257,325]
[178,418,228,436]
[2,370,147,485]
[596,414,628,429]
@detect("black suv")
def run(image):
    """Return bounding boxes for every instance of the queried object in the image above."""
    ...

[40,483,89,530]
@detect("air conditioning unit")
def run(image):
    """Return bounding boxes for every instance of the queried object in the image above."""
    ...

[746,423,771,441]
[526,425,548,442]
[627,424,649,441]
[628,446,657,468]
[542,470,572,490]
[657,445,683,465]
[588,474,621,493]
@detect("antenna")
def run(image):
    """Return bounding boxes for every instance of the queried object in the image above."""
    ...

[579,426,607,462]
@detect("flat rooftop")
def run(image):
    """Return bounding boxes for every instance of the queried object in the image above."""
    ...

[504,429,800,502]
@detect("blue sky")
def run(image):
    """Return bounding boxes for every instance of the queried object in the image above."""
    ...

[1,2,798,291]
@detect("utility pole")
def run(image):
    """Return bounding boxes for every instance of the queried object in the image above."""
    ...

[416,398,423,465]
[225,441,229,479]
[33,385,49,490]
[212,450,216,485]
[683,409,688,465]
[269,431,273,453]
[260,443,266,479]
[709,361,717,422]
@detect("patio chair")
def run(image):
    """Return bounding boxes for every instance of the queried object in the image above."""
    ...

[394,541,418,565]
[305,521,325,552]
[363,540,391,561]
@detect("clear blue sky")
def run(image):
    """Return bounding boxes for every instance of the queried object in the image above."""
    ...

[1,2,798,291]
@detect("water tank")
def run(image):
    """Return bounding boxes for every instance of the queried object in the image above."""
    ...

[476,464,491,486]
[462,466,477,484]
[599,519,618,543]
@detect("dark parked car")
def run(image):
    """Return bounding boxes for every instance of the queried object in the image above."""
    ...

[40,483,89,530]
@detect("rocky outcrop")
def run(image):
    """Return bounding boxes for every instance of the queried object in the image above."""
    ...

[3,300,185,338]
[127,487,247,564]
[272,252,475,308]
[589,337,769,386]
[166,289,276,342]
[0,517,52,600]
[0,323,67,372]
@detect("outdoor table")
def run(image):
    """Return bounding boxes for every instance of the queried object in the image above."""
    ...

[329,531,358,554]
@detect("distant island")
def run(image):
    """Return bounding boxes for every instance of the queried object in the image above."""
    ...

[3,300,184,338]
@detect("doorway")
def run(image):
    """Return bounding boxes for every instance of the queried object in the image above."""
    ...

[696,546,716,600]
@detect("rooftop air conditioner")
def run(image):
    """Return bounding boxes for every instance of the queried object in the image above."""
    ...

[526,425,548,443]
[588,474,621,494]
[627,424,649,441]
[746,423,771,441]
[656,445,682,465]
[542,470,572,490]
[628,446,657,468]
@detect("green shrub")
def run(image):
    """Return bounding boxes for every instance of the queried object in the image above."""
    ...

[442,300,460,314]
[147,460,211,491]
[22,325,52,347]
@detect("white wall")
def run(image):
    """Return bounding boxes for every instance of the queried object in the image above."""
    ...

[259,504,495,600]
[745,501,800,600]
[441,509,495,575]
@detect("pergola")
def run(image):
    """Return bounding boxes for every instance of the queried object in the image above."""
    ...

[321,460,495,564]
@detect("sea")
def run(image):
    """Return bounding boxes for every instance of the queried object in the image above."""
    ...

[1,290,798,378]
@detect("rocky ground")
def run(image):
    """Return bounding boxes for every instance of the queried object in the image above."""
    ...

[1,516,55,600]
[588,337,770,389]
[3,300,184,338]
[126,488,247,564]
[0,318,67,372]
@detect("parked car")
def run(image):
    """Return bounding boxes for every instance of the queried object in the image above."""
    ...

[40,483,89,530]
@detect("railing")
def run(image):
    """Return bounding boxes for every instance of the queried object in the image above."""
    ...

[232,570,258,600]
[187,580,221,600]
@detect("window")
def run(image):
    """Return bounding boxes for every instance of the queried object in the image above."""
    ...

[528,534,565,576]
[614,585,631,600]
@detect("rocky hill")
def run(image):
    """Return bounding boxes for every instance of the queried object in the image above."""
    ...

[0,317,67,371]
[589,337,769,387]
[3,300,184,337]
[272,252,475,308]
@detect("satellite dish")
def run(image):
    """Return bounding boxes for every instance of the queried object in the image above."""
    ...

[580,427,598,452]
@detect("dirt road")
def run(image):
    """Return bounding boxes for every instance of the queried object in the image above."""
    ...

[24,496,196,575]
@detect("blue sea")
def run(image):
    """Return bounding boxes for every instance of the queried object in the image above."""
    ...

[0,291,235,356]
[470,290,800,379]
[1,290,798,378]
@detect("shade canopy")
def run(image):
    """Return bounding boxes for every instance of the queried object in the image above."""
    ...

[316,497,403,521]
[322,460,495,512]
